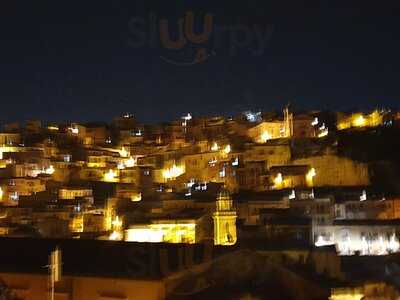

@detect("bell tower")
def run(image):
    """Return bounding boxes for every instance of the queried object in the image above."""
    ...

[213,188,237,246]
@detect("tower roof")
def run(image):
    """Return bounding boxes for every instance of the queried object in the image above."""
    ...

[217,186,231,201]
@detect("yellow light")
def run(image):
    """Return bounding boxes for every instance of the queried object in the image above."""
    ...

[125,228,164,243]
[260,131,271,143]
[306,168,316,187]
[318,129,329,138]
[223,145,231,154]
[47,126,59,131]
[117,162,125,170]
[124,156,137,168]
[330,291,364,300]
[109,231,122,241]
[120,147,129,158]
[211,142,219,151]
[131,193,142,202]
[0,150,3,160]
[163,164,185,180]
[353,115,366,127]
[274,173,283,189]
[112,216,123,231]
[104,169,118,182]
[45,165,55,175]
[0,187,3,201]
[69,127,79,134]
[125,223,196,243]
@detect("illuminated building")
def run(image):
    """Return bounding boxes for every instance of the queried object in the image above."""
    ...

[306,168,316,187]
[104,169,118,182]
[337,110,384,130]
[249,121,287,143]
[0,133,21,146]
[59,187,93,202]
[125,221,196,244]
[247,107,293,143]
[46,124,59,131]
[124,156,137,168]
[44,165,55,175]
[273,173,283,189]
[222,144,231,154]
[131,192,142,202]
[314,220,400,256]
[162,163,185,180]
[86,155,108,168]
[260,131,271,143]
[269,165,311,190]
[0,239,224,300]
[68,123,109,145]
[292,155,370,187]
[211,142,219,151]
[104,198,118,231]
[213,188,237,246]
[5,178,46,204]
[119,146,129,158]
[70,214,84,233]
[242,142,291,167]
[109,230,122,240]
[109,216,124,241]
[330,282,400,300]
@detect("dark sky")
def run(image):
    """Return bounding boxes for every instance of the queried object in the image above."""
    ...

[0,0,399,124]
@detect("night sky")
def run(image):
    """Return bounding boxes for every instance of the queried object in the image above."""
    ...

[0,0,399,124]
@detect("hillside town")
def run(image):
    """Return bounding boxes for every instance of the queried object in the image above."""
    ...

[1,107,400,299]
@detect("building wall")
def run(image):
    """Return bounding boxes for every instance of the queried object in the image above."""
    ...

[0,133,21,146]
[293,118,315,139]
[59,188,93,200]
[243,144,291,167]
[314,224,400,255]
[292,155,370,187]
[247,121,285,142]
[330,282,399,300]
[0,273,165,300]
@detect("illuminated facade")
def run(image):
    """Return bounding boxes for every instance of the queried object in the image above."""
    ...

[213,188,237,246]
[125,221,196,244]
[162,163,185,181]
[292,155,370,187]
[330,282,400,300]
[337,110,384,130]
[269,165,312,190]
[247,107,293,143]
[59,187,93,200]
[314,220,400,256]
